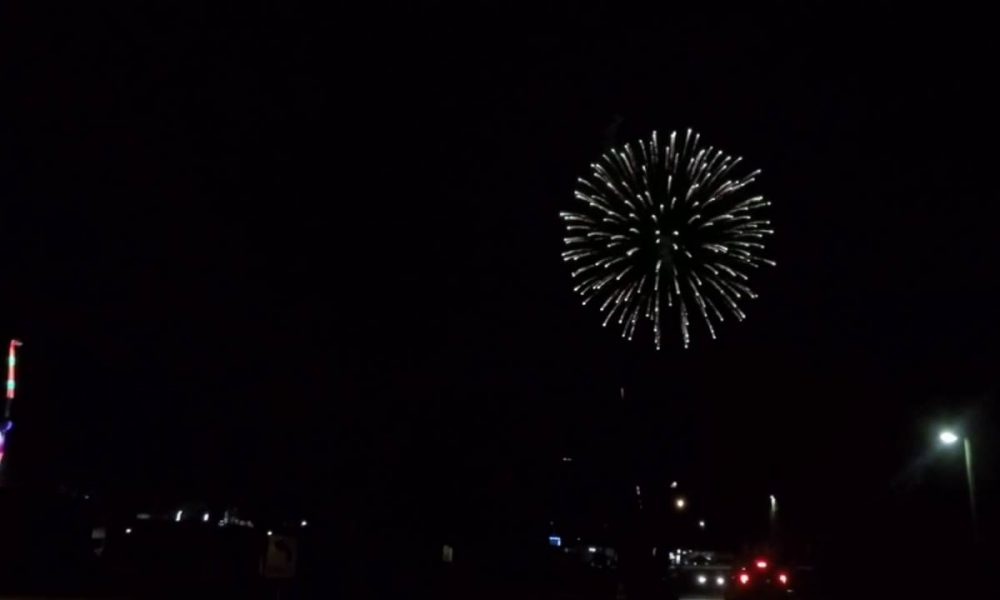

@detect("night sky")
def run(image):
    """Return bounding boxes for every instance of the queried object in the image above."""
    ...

[2,2,998,549]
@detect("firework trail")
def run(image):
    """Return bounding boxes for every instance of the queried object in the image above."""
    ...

[560,129,774,348]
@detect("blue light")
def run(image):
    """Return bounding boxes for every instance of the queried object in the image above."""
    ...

[548,535,561,547]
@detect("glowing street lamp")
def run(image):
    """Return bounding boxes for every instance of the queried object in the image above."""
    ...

[768,494,778,545]
[937,428,977,540]
[939,430,959,445]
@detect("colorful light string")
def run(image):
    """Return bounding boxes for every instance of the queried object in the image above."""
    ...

[1,340,22,466]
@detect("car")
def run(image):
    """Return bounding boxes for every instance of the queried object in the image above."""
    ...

[724,556,795,599]
[668,550,734,595]
[687,568,730,593]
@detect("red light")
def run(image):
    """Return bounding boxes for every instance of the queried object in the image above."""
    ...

[755,559,769,570]
[778,572,789,585]
[738,573,751,585]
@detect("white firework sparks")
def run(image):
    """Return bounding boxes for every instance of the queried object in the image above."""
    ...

[561,129,774,349]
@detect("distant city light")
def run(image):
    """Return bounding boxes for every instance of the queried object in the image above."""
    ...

[202,512,210,522]
[267,530,273,536]
[696,575,708,585]
[548,535,562,547]
[136,513,151,520]
[300,519,308,527]
[587,546,597,553]
[939,430,959,445]
[125,527,132,535]
[716,576,726,586]
[675,497,686,510]
[698,520,706,529]
[175,510,183,522]
[670,481,678,489]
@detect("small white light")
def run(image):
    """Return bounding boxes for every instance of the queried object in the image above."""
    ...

[588,546,597,553]
[675,497,686,510]
[125,527,132,535]
[716,576,726,586]
[939,430,959,445]
[696,575,707,585]
[698,520,706,529]
[300,520,308,527]
[670,481,678,489]
[175,510,183,522]
[202,513,210,522]
[267,530,273,536]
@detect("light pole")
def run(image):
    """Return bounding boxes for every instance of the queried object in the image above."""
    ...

[768,494,778,548]
[938,430,977,540]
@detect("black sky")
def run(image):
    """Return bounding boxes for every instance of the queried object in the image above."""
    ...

[2,2,998,543]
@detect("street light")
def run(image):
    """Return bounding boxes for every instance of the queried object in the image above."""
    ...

[938,429,977,541]
[674,497,686,511]
[939,430,959,445]
[768,494,778,546]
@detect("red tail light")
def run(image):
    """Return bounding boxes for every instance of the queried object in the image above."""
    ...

[778,572,789,586]
[754,558,769,570]
[738,573,751,586]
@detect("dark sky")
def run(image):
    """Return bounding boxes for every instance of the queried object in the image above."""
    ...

[2,2,998,541]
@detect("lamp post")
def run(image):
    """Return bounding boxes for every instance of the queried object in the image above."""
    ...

[938,430,977,541]
[768,494,778,549]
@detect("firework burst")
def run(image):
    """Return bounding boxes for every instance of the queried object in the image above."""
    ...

[560,129,774,349]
